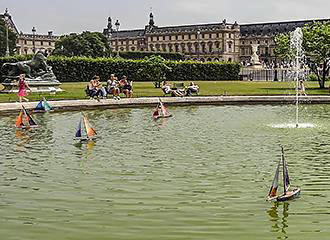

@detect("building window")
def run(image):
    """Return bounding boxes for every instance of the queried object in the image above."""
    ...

[242,41,245,45]
[257,40,260,44]
[40,41,43,46]
[201,33,205,38]
[176,35,178,40]
[49,42,52,46]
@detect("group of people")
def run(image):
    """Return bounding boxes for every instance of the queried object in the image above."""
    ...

[161,81,199,97]
[87,74,133,100]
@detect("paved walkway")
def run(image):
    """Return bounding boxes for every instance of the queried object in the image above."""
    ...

[1,95,330,113]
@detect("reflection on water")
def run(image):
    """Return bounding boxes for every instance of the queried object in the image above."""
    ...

[267,202,289,238]
[0,104,330,240]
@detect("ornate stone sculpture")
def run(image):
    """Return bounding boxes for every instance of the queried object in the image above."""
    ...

[0,51,62,93]
[1,51,57,82]
[249,44,263,69]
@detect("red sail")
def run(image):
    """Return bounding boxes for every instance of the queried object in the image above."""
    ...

[83,116,97,138]
[16,111,25,128]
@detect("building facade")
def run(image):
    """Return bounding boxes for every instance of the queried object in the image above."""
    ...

[104,12,330,64]
[2,8,329,61]
[1,8,59,56]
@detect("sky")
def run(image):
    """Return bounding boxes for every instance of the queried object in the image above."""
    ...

[1,0,330,35]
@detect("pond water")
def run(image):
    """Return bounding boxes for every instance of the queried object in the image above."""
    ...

[1,104,330,240]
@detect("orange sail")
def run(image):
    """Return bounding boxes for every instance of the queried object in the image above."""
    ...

[83,116,97,138]
[16,111,25,128]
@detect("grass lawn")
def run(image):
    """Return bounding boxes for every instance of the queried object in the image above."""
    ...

[0,81,329,103]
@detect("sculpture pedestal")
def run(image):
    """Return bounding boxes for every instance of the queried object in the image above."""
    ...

[248,63,264,70]
[0,80,63,94]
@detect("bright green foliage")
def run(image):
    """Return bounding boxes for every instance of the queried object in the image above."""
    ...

[274,34,293,60]
[118,51,184,61]
[275,21,330,88]
[303,22,330,88]
[0,19,17,56]
[0,55,240,82]
[137,56,171,87]
[53,32,111,58]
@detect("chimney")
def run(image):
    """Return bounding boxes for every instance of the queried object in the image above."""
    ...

[48,31,53,36]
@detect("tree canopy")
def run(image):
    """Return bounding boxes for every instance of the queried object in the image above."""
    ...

[275,21,330,88]
[53,31,111,58]
[0,18,17,56]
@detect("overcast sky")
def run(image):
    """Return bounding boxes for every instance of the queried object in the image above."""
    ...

[1,0,329,35]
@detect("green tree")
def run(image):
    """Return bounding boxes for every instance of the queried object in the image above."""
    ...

[137,55,171,88]
[0,18,17,56]
[53,31,110,58]
[275,21,330,88]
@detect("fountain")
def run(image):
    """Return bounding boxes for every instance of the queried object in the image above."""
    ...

[290,28,304,128]
[270,28,315,129]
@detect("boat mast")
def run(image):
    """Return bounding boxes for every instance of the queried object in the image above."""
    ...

[281,146,287,195]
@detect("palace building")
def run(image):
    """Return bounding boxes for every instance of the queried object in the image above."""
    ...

[104,12,329,64]
[2,8,329,63]
[1,8,59,55]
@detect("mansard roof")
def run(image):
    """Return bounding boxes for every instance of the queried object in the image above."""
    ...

[240,18,330,36]
[105,28,145,38]
[109,21,238,38]
[149,22,238,34]
[0,13,19,34]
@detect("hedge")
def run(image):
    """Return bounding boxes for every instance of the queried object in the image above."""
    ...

[0,56,241,82]
[117,51,184,61]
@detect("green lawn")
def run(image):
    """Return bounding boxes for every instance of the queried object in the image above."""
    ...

[0,81,329,103]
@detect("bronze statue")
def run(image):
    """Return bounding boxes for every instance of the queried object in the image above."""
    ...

[1,51,57,83]
[0,51,62,93]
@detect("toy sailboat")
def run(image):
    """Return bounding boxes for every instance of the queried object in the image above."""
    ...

[34,97,53,112]
[16,106,38,129]
[75,114,97,141]
[152,100,172,119]
[267,146,301,202]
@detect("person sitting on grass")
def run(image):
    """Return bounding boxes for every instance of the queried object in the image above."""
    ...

[107,74,121,100]
[185,82,199,96]
[119,75,133,98]
[162,81,184,97]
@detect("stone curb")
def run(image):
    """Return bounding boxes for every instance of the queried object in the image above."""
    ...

[0,95,330,113]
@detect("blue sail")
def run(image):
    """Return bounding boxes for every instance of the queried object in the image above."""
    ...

[35,100,45,111]
[75,119,82,138]
[284,160,291,190]
[43,97,52,111]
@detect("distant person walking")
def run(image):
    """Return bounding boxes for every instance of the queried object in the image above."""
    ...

[299,80,307,96]
[17,74,30,102]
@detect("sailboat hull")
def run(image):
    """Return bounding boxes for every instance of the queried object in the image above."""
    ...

[267,188,301,202]
[153,114,172,119]
[277,188,301,202]
[74,137,96,142]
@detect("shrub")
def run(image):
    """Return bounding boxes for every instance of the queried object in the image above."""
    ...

[118,51,184,61]
[0,56,241,82]
[306,73,318,81]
